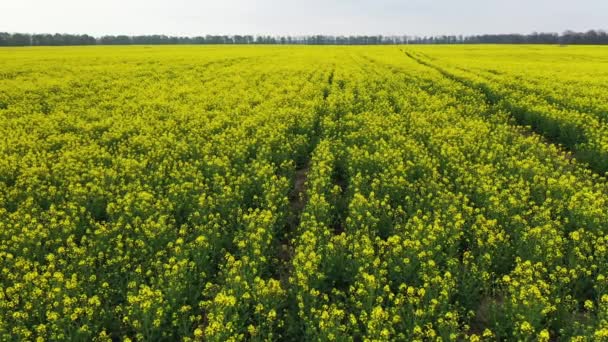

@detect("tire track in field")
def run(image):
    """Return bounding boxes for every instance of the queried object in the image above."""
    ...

[275,67,357,339]
[455,64,608,125]
[403,50,605,176]
[275,68,335,285]
[197,67,336,340]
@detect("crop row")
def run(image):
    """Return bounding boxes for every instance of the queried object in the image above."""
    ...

[405,48,608,174]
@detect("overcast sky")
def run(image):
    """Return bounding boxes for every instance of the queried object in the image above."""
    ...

[1,0,607,37]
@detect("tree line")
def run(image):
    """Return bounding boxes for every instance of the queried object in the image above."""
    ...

[1,30,607,46]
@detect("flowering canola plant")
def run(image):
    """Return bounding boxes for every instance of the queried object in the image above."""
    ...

[0,45,608,340]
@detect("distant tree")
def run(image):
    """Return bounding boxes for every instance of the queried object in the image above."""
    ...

[0,32,9,46]
[99,35,131,45]
[32,34,51,46]
[116,35,132,44]
[2,30,608,47]
[8,33,31,46]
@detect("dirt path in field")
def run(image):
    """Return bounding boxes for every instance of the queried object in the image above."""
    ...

[277,161,310,272]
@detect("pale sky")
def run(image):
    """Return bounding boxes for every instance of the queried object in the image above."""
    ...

[1,0,607,37]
